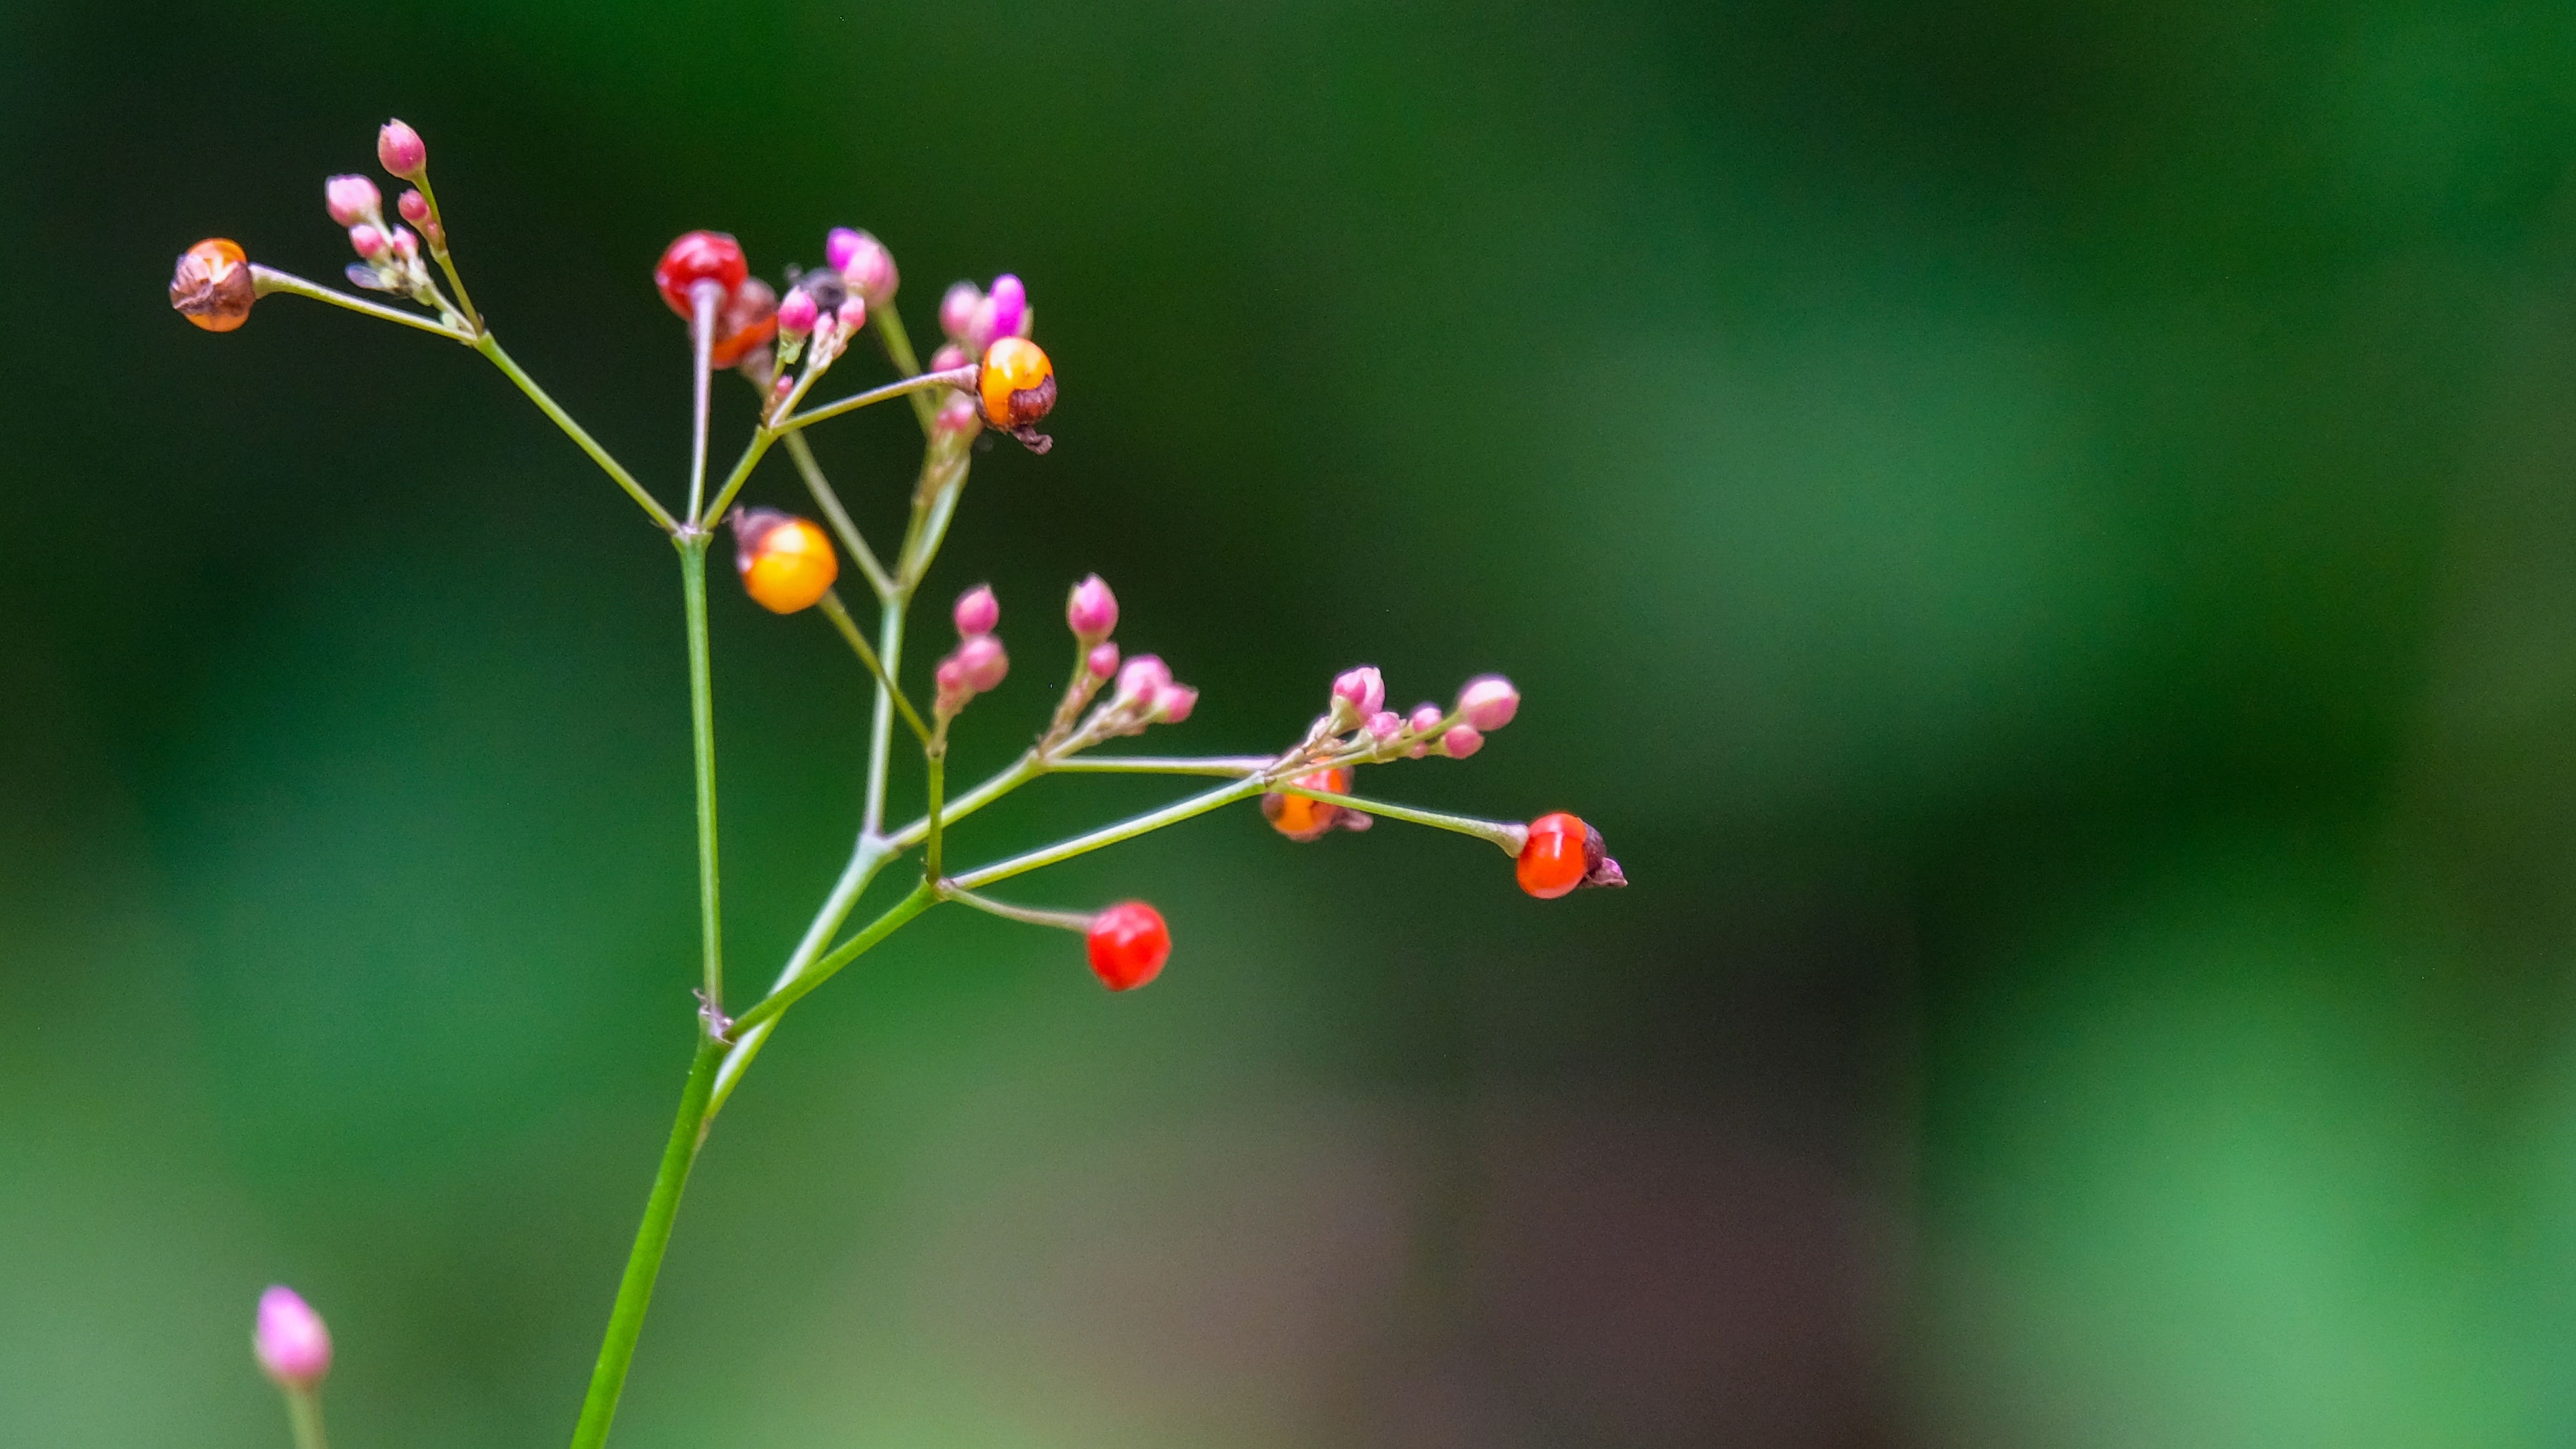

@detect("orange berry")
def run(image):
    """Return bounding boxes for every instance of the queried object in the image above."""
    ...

[1262,767,1352,843]
[977,336,1055,430]
[170,239,255,332]
[730,508,838,614]
[1515,811,1600,900]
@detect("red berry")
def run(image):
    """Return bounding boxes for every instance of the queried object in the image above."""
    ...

[1086,901,1170,991]
[655,231,747,319]
[1516,811,1600,899]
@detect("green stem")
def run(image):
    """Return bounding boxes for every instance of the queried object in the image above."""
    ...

[407,172,482,330]
[924,746,946,883]
[678,540,724,1019]
[281,1385,327,1449]
[250,266,472,342]
[687,286,718,523]
[566,1037,723,1449]
[779,367,977,434]
[1272,785,1526,854]
[782,432,894,598]
[817,591,931,743]
[699,432,776,532]
[869,306,937,435]
[726,881,939,1040]
[863,599,907,838]
[1047,755,1270,776]
[940,886,1092,932]
[706,834,894,1118]
[475,335,678,533]
[949,778,1265,890]
[884,752,1042,850]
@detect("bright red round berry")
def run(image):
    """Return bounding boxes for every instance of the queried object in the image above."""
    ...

[1516,811,1599,900]
[1086,901,1170,991]
[654,231,748,320]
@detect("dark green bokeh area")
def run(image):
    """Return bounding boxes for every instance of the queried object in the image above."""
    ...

[12,0,2576,1443]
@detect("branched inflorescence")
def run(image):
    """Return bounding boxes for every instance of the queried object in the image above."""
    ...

[175,117,1625,1449]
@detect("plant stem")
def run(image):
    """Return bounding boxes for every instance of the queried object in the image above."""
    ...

[868,306,938,436]
[884,752,1043,849]
[706,834,894,1117]
[407,172,482,330]
[281,1385,327,1449]
[940,886,1092,932]
[699,432,776,531]
[924,746,946,883]
[475,335,678,533]
[778,367,977,433]
[678,539,724,1019]
[949,778,1265,890]
[566,1036,723,1449]
[782,432,894,598]
[1272,784,1526,854]
[1047,755,1270,776]
[817,592,931,743]
[863,599,907,838]
[250,266,473,341]
[726,881,939,1040]
[687,285,719,523]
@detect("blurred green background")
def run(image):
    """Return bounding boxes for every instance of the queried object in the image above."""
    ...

[10,0,2576,1443]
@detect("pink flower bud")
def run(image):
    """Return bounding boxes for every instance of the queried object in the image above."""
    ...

[1456,674,1519,731]
[347,224,388,259]
[1087,641,1122,678]
[940,280,982,342]
[325,174,380,227]
[396,188,430,226]
[1440,724,1484,758]
[376,118,426,178]
[835,296,867,333]
[953,584,1000,637]
[954,633,1009,692]
[1366,711,1403,741]
[934,394,982,437]
[1332,666,1386,720]
[1155,683,1198,723]
[986,274,1027,342]
[769,371,795,408]
[1066,574,1118,640]
[831,228,899,305]
[1117,653,1173,702]
[254,1286,332,1389]
[389,226,419,262]
[1408,703,1445,734]
[776,287,817,339]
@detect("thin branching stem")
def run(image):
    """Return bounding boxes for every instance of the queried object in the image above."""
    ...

[940,886,1092,932]
[1273,783,1526,853]
[678,540,725,1019]
[726,881,939,1040]
[686,284,719,523]
[818,591,932,743]
[474,334,678,533]
[782,432,894,598]
[779,366,977,433]
[1047,756,1271,777]
[250,266,473,342]
[949,778,1267,890]
[406,172,481,331]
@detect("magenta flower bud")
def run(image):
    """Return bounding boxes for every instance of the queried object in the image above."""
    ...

[1155,683,1198,723]
[934,394,982,437]
[824,227,866,275]
[1408,703,1445,734]
[1117,653,1173,701]
[954,633,1010,692]
[396,188,430,225]
[324,174,380,227]
[1065,574,1118,640]
[1366,710,1403,741]
[254,1286,332,1389]
[1440,724,1484,758]
[939,280,982,342]
[833,229,899,305]
[953,583,1000,638]
[377,118,427,178]
[1331,666,1386,721]
[389,226,419,262]
[1456,674,1519,731]
[835,296,867,333]
[776,287,818,339]
[347,224,388,259]
[1087,641,1121,678]
[986,274,1027,342]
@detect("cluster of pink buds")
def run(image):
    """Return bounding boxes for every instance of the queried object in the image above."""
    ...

[772,230,889,380]
[933,585,1011,718]
[936,274,1032,362]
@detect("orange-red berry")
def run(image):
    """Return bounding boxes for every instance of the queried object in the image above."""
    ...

[978,337,1056,430]
[709,277,778,367]
[729,508,838,614]
[1263,767,1353,843]
[1516,811,1602,899]
[1087,901,1170,991]
[170,239,255,332]
[655,231,748,320]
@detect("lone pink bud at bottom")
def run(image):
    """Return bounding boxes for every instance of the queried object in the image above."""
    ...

[377,118,426,177]
[255,1286,332,1388]
[953,584,1000,638]
[1067,573,1118,640]
[1456,674,1519,731]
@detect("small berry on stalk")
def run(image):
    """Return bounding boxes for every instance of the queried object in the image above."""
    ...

[377,118,427,179]
[654,231,748,320]
[1516,811,1624,899]
[1264,766,1363,842]
[729,508,838,614]
[1086,901,1170,990]
[170,238,255,332]
[977,337,1056,452]
[253,1286,332,1389]
[324,174,380,227]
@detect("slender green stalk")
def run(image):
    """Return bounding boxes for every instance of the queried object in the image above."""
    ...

[475,335,678,533]
[778,367,977,433]
[700,432,777,531]
[281,1386,327,1449]
[406,172,482,330]
[250,266,472,341]
[868,305,938,435]
[566,1037,723,1449]
[1047,756,1270,776]
[924,746,947,882]
[863,600,907,838]
[726,881,939,1040]
[706,834,894,1117]
[1272,784,1526,854]
[817,592,931,743]
[941,886,1092,932]
[782,432,894,598]
[686,286,719,523]
[949,778,1265,890]
[678,540,724,1019]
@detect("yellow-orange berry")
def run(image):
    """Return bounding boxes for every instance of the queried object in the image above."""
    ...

[171,239,255,332]
[731,508,838,614]
[977,336,1055,430]
[1262,767,1352,843]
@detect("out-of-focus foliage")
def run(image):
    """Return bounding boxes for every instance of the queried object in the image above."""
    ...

[11,1,2576,1445]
